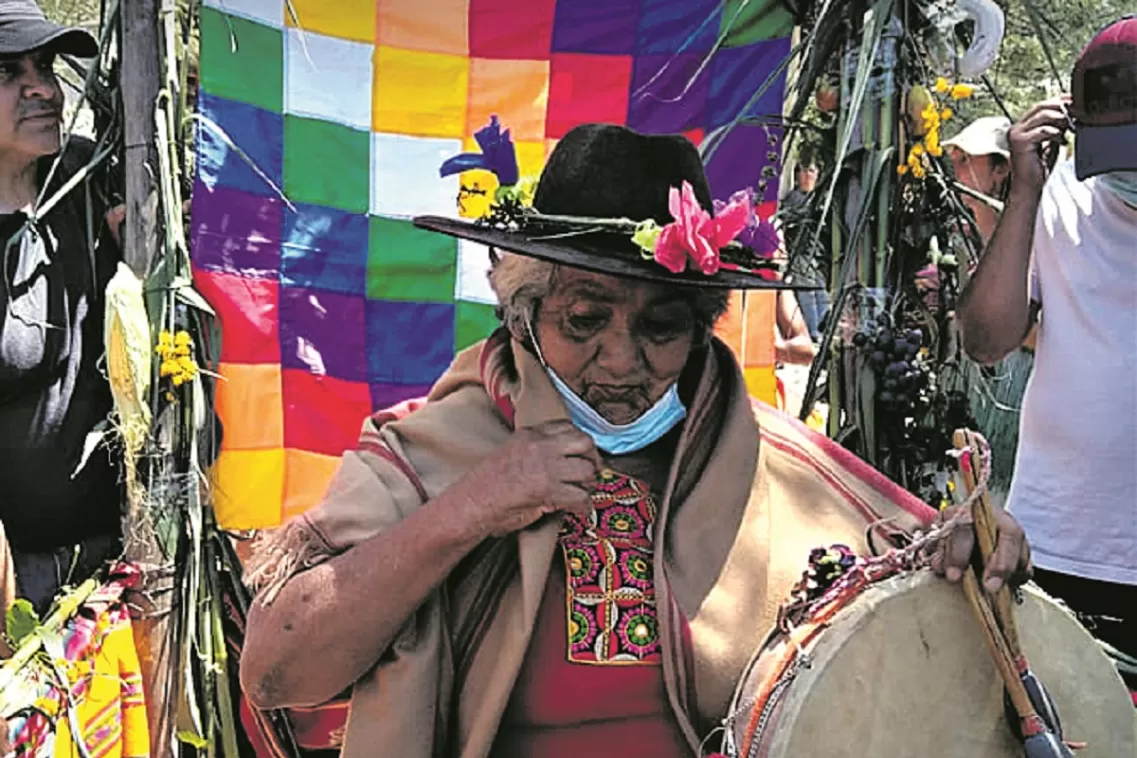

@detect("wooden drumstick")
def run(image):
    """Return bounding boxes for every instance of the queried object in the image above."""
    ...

[954,430,1022,654]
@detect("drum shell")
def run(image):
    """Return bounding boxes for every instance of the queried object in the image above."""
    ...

[726,571,1137,758]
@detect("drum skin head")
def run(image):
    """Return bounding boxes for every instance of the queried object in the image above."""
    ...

[735,572,1137,758]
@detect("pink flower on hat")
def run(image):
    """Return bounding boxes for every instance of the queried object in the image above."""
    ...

[654,181,751,275]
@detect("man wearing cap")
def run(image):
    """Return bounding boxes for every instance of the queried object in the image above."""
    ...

[0,1,125,618]
[944,115,1012,243]
[959,16,1137,682]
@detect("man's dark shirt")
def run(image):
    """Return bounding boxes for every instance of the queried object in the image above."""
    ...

[0,138,121,551]
[781,188,829,288]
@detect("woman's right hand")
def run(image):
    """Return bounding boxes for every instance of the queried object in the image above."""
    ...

[462,420,600,538]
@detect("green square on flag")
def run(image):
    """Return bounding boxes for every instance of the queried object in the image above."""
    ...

[284,116,371,213]
[368,217,458,302]
[199,8,283,112]
[720,0,794,47]
[455,301,500,352]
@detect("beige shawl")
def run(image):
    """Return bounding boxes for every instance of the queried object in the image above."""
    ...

[248,332,934,757]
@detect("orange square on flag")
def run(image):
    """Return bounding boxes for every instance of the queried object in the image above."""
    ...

[466,58,550,142]
[283,448,342,522]
[214,363,283,450]
[377,0,469,55]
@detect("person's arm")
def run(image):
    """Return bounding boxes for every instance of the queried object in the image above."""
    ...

[239,421,598,710]
[958,99,1069,365]
[775,290,816,365]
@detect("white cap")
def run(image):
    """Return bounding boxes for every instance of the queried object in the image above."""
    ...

[942,116,1012,158]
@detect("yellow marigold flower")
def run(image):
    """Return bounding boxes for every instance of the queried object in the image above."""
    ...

[934,77,949,94]
[174,331,192,346]
[940,107,953,120]
[159,359,178,377]
[911,143,925,157]
[950,83,974,100]
[897,163,909,175]
[158,330,173,347]
[172,375,186,387]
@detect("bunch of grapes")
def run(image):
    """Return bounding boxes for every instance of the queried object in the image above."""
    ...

[851,315,930,420]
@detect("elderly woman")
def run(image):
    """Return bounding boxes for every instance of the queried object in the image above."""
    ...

[239,125,1030,757]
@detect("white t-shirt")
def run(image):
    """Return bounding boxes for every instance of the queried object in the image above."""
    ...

[1006,160,1137,586]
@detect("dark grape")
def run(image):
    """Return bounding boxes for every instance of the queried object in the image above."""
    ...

[893,339,910,357]
[879,391,895,404]
[907,329,923,345]
[884,378,898,390]
[886,361,907,377]
[852,332,868,347]
[870,350,887,367]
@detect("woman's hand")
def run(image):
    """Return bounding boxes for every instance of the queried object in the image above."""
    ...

[461,420,600,538]
[929,502,1033,594]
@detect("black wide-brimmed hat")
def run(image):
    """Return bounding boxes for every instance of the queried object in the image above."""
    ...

[413,123,790,290]
[0,0,98,58]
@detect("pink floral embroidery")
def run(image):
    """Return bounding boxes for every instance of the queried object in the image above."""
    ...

[654,181,752,275]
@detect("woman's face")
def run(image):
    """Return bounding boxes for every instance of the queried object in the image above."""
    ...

[533,268,696,425]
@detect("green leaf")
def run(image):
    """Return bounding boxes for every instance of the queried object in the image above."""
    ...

[6,600,40,647]
[176,730,208,749]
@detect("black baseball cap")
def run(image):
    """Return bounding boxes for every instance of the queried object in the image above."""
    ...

[0,0,98,59]
[1072,16,1137,179]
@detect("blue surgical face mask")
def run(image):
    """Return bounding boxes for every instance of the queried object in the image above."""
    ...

[1099,170,1137,208]
[526,318,687,455]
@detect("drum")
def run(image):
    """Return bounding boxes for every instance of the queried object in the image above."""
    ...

[723,570,1137,758]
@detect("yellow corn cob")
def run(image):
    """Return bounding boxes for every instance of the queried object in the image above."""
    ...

[104,263,152,514]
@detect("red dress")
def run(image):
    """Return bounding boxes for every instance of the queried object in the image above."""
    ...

[490,470,692,758]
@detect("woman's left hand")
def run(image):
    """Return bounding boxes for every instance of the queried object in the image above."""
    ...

[929,503,1033,594]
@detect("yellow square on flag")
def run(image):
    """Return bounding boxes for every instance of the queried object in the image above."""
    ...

[743,366,779,406]
[213,449,286,530]
[282,448,343,522]
[374,46,470,138]
[287,0,377,44]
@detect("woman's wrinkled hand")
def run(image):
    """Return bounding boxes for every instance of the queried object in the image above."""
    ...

[461,420,600,538]
[929,502,1033,594]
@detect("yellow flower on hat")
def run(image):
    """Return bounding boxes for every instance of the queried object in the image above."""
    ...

[457,169,499,219]
[934,77,950,94]
[950,83,974,100]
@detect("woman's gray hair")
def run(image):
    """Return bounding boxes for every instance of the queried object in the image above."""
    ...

[487,250,730,343]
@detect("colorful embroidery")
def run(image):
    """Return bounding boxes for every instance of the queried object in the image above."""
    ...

[560,469,660,665]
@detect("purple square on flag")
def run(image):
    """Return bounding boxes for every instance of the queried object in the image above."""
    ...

[705,37,790,129]
[280,286,368,383]
[369,382,435,413]
[627,53,711,134]
[703,124,781,203]
[551,0,641,55]
[281,204,369,297]
[635,0,721,54]
[365,301,455,385]
[190,181,282,276]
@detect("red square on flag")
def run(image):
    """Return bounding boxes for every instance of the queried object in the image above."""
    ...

[193,269,281,364]
[468,0,557,59]
[282,369,373,457]
[546,53,633,139]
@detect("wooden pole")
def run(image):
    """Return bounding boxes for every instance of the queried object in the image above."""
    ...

[121,0,177,755]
